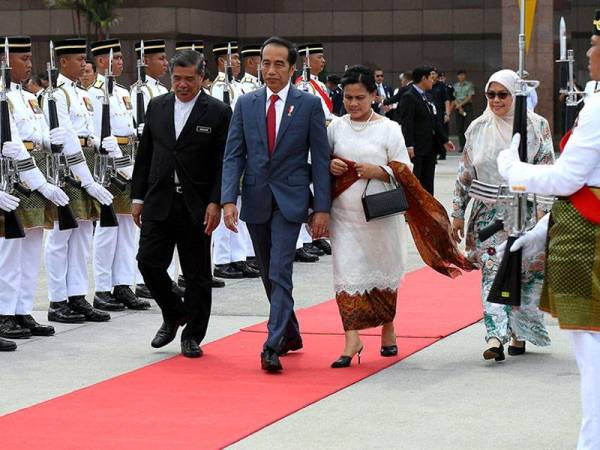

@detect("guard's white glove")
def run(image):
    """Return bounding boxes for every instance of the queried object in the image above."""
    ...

[137,123,144,136]
[497,133,521,180]
[101,136,123,157]
[0,191,20,212]
[84,182,114,206]
[2,141,29,160]
[49,127,67,146]
[18,166,47,191]
[496,213,550,261]
[38,183,69,206]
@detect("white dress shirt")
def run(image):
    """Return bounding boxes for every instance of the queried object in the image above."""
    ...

[265,82,290,140]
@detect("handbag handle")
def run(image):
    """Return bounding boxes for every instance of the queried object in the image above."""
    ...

[361,166,399,198]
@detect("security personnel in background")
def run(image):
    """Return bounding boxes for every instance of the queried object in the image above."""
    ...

[0,36,70,346]
[41,38,116,323]
[88,38,147,311]
[209,41,258,279]
[239,44,261,94]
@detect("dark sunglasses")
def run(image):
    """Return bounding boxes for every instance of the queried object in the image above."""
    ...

[485,90,510,100]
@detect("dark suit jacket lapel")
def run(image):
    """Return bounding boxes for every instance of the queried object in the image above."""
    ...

[273,85,301,151]
[175,91,208,147]
[163,93,176,147]
[253,87,267,150]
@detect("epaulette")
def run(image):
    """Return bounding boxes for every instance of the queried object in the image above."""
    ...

[116,82,127,90]
[93,79,104,89]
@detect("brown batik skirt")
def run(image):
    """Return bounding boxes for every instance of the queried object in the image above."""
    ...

[335,288,397,331]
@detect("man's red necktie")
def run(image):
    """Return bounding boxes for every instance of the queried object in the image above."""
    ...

[267,94,279,155]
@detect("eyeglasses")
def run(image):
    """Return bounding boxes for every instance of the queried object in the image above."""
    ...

[485,91,510,100]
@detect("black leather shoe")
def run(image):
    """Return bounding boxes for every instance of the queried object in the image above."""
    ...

[294,248,319,263]
[313,239,332,255]
[214,264,244,279]
[68,296,110,322]
[508,341,526,356]
[0,337,16,351]
[171,281,185,297]
[113,285,151,310]
[331,347,363,368]
[93,291,126,311]
[231,261,261,278]
[135,284,153,299]
[246,257,260,271]
[151,319,185,348]
[261,348,283,372]
[303,243,325,256]
[483,343,505,362]
[0,315,32,339]
[178,275,187,288]
[15,314,55,336]
[278,338,303,356]
[211,277,225,288]
[380,345,398,357]
[181,339,203,358]
[48,301,85,323]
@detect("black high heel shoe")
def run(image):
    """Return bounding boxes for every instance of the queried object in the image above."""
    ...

[508,341,526,356]
[483,343,505,362]
[380,345,398,357]
[331,346,364,368]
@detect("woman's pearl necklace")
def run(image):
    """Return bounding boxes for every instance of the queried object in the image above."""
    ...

[346,109,375,132]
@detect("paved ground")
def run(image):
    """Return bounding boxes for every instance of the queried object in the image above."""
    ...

[1,155,581,449]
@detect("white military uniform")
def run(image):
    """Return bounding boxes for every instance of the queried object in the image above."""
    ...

[42,74,98,303]
[210,72,252,266]
[239,72,260,95]
[89,74,137,292]
[0,84,52,316]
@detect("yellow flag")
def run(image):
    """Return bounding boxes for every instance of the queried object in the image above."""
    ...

[520,0,538,54]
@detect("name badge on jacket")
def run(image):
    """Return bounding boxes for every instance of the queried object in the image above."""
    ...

[196,126,211,134]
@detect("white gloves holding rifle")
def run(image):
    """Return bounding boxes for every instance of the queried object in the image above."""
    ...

[496,213,550,261]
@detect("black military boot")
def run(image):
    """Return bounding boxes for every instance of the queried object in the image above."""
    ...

[48,301,86,323]
[294,248,319,262]
[67,296,110,322]
[0,337,16,351]
[0,315,32,339]
[94,291,126,311]
[135,284,153,299]
[312,239,332,255]
[231,261,261,278]
[15,314,55,336]
[113,285,151,310]
[214,263,244,279]
[303,242,325,256]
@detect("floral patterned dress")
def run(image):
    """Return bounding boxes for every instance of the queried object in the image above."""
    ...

[452,114,554,346]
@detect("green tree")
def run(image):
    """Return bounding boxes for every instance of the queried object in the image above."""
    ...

[46,0,122,40]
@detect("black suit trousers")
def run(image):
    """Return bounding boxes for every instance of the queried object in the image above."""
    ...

[411,151,437,195]
[137,193,212,342]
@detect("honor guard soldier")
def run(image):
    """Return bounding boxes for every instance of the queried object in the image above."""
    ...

[209,41,259,279]
[239,44,262,94]
[88,39,147,311]
[0,36,71,346]
[41,38,116,323]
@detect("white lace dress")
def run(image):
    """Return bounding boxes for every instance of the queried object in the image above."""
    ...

[328,116,411,330]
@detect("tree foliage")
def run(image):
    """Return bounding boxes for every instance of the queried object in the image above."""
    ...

[45,0,122,40]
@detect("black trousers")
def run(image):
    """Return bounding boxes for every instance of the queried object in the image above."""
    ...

[137,194,212,342]
[454,103,474,151]
[411,152,437,195]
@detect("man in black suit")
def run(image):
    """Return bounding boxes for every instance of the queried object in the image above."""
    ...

[326,74,344,116]
[399,66,454,195]
[373,68,394,116]
[131,51,231,358]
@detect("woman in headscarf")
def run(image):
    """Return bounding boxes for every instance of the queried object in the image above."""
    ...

[451,69,555,362]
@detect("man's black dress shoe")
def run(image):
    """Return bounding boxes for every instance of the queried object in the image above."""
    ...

[380,345,398,357]
[214,263,244,279]
[278,338,303,356]
[181,339,203,358]
[261,348,283,372]
[294,248,319,263]
[508,342,526,356]
[93,291,126,311]
[0,337,16,351]
[303,243,324,256]
[113,285,151,310]
[211,277,225,288]
[0,315,32,339]
[135,284,153,299]
[231,261,261,278]
[67,296,110,322]
[246,257,260,271]
[15,314,55,336]
[48,301,85,323]
[151,320,185,348]
[312,239,332,255]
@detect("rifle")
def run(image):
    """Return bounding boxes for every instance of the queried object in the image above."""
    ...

[300,47,311,92]
[134,40,146,159]
[93,48,123,227]
[45,40,79,230]
[556,17,584,133]
[222,43,233,105]
[0,38,27,239]
[468,0,551,306]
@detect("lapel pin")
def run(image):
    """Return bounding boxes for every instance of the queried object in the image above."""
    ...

[288,105,294,117]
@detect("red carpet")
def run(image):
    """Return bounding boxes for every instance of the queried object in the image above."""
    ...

[0,268,481,450]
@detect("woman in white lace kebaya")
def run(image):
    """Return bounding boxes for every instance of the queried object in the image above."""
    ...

[328,66,411,368]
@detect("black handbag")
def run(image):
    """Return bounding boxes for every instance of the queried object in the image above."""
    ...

[361,167,409,222]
